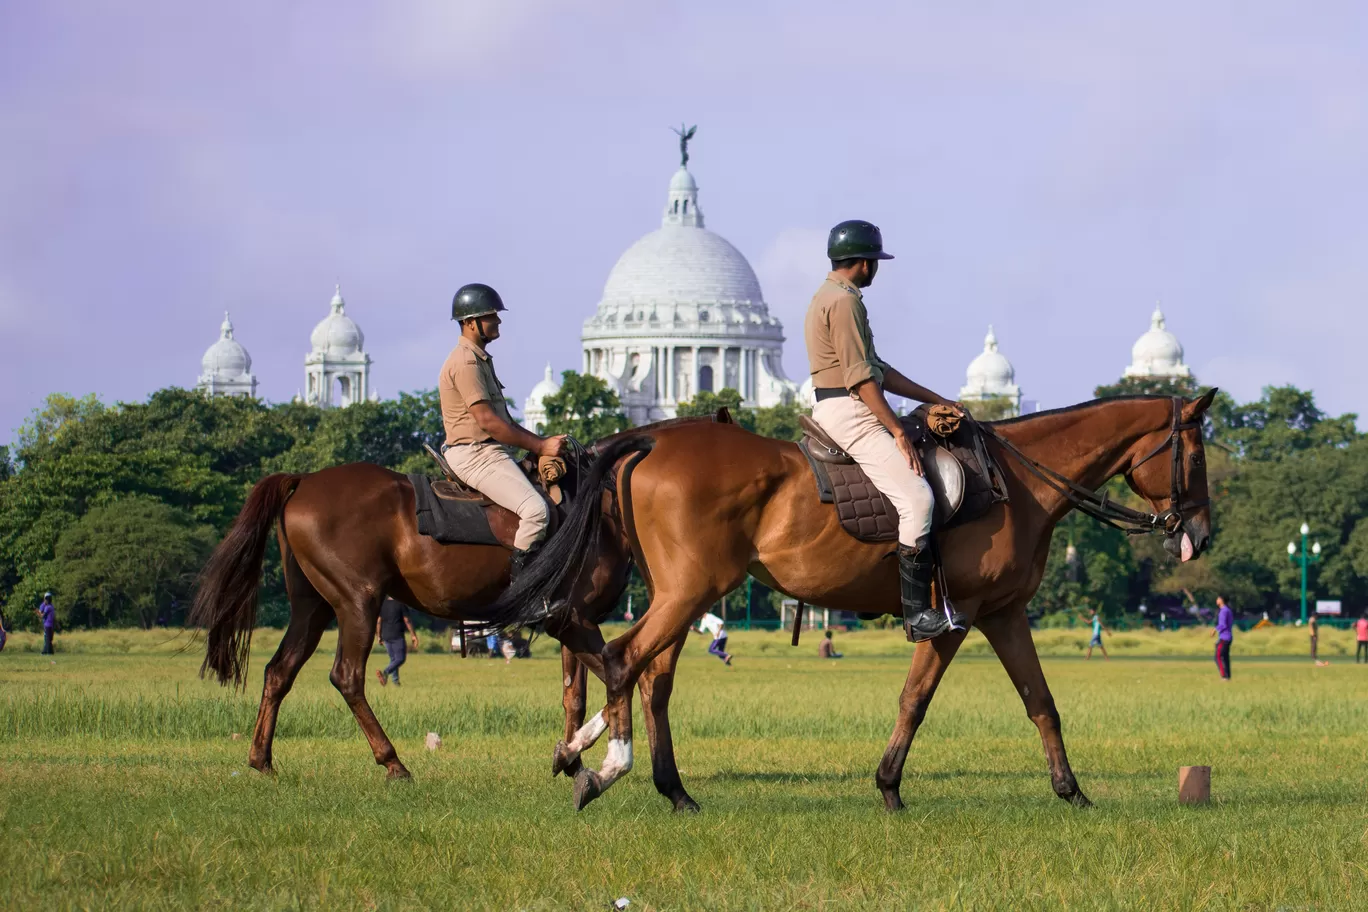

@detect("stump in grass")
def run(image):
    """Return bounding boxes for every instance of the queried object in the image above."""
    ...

[1179,765,1211,804]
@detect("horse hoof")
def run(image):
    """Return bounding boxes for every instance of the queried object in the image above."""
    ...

[572,768,602,811]
[551,740,575,777]
[673,795,701,814]
[880,790,905,812]
[1070,791,1093,809]
[386,767,412,782]
[248,760,274,776]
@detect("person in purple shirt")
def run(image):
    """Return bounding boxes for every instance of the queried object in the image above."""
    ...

[1209,595,1233,680]
[36,592,55,655]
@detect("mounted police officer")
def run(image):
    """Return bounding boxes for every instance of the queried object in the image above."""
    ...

[440,284,567,578]
[804,221,968,642]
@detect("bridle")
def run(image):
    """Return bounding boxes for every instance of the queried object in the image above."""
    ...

[986,397,1208,537]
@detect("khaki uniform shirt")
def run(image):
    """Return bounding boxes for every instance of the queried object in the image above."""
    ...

[439,336,513,446]
[804,272,889,391]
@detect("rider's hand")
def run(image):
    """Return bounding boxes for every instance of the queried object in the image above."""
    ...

[894,431,924,476]
[947,401,969,419]
[538,435,568,459]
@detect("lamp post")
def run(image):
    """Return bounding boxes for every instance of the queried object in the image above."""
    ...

[1286,522,1322,625]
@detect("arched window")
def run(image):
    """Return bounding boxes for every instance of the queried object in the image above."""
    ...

[682,200,689,214]
[673,200,679,213]
[699,365,714,392]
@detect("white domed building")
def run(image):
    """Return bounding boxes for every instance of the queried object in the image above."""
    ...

[580,146,797,424]
[197,312,258,398]
[523,364,562,433]
[1124,306,1191,379]
[304,285,375,407]
[958,325,1022,416]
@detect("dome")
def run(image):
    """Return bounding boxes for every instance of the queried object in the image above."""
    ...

[1125,306,1190,378]
[797,376,815,408]
[964,326,1015,392]
[310,284,365,356]
[524,363,562,414]
[669,167,698,192]
[600,226,764,308]
[202,312,252,377]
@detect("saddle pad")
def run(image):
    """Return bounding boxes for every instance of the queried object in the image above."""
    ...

[798,441,973,544]
[408,473,503,547]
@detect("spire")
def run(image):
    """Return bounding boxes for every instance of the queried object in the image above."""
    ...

[1151,304,1165,330]
[331,284,346,314]
[543,363,554,383]
[220,311,234,340]
[984,324,998,352]
[662,130,704,228]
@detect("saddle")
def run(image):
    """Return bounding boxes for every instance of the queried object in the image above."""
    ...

[407,443,564,549]
[798,405,1009,543]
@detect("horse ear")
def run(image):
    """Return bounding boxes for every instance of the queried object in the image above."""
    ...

[1183,387,1218,420]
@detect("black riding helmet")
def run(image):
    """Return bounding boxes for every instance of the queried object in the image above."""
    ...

[451,283,507,322]
[827,220,894,261]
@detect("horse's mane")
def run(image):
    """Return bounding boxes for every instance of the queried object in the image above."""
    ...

[988,395,1179,428]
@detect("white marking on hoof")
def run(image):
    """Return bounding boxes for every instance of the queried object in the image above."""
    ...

[597,738,634,789]
[564,711,607,761]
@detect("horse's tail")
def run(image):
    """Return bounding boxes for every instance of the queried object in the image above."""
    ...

[190,473,302,688]
[478,434,654,632]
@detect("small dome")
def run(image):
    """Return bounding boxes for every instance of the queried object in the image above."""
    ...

[202,312,252,377]
[524,363,562,412]
[965,326,1015,391]
[1125,306,1190,378]
[669,167,698,192]
[310,284,365,356]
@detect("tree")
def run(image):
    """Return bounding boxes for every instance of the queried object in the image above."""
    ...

[1094,375,1204,399]
[538,371,630,441]
[965,395,1017,422]
[1029,504,1141,622]
[676,390,809,442]
[1208,385,1359,462]
[45,496,216,628]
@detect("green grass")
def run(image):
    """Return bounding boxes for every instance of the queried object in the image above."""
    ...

[2,628,1366,910]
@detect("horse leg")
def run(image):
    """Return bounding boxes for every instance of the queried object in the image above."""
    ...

[553,646,588,778]
[328,596,410,780]
[248,573,333,774]
[569,596,710,811]
[636,634,697,812]
[874,627,970,811]
[977,608,1092,808]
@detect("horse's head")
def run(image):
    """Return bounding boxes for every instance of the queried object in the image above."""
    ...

[1123,389,1217,562]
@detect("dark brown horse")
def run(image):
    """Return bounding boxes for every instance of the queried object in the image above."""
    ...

[189,429,694,787]
[489,392,1217,811]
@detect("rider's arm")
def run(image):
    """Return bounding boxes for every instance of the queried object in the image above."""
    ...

[469,401,555,455]
[882,367,955,408]
[852,379,906,439]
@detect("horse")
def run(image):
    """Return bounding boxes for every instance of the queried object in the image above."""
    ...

[486,391,1217,811]
[189,425,705,784]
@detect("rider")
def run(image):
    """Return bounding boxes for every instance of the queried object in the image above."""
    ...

[804,220,968,642]
[440,283,567,579]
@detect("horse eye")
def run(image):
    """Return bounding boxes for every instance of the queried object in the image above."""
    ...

[1190,452,1205,467]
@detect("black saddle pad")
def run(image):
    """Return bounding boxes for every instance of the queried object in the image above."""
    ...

[408,473,501,546]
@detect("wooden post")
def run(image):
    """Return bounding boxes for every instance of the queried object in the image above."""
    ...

[790,601,805,646]
[1178,765,1211,804]
[459,625,467,658]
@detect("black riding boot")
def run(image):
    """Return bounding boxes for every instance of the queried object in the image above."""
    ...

[898,543,966,642]
[508,543,542,582]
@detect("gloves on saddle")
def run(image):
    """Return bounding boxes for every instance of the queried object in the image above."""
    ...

[925,404,963,439]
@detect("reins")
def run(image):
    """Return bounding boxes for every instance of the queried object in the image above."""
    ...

[984,397,1208,536]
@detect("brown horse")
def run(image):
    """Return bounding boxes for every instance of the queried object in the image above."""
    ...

[488,392,1217,811]
[189,429,691,788]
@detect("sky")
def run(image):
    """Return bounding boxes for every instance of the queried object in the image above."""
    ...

[2,1,1366,442]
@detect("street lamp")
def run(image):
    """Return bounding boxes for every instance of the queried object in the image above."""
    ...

[1287,522,1322,624]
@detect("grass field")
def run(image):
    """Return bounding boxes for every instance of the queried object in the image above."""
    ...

[2,626,1366,910]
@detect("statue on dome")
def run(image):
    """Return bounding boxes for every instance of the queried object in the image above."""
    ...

[671,123,697,167]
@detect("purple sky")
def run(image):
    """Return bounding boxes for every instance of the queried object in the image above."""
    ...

[3,2,1366,443]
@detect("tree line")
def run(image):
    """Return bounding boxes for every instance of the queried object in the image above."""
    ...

[1,373,1362,629]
